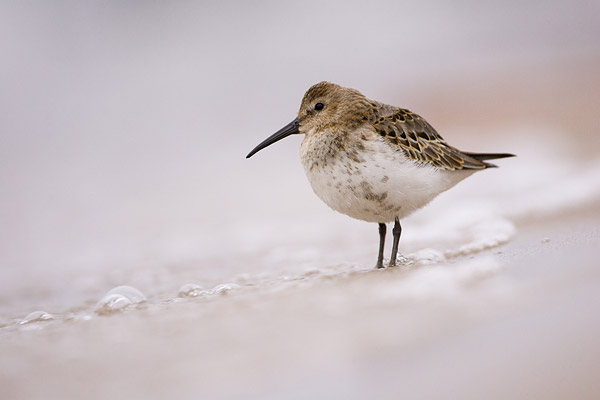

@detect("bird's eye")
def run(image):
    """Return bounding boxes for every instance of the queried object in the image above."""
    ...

[314,102,324,111]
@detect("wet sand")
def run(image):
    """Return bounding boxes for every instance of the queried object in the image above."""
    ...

[2,204,599,400]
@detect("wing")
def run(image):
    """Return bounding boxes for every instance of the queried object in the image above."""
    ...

[370,104,489,170]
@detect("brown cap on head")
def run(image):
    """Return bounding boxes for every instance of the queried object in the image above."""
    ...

[298,81,372,131]
[246,81,372,158]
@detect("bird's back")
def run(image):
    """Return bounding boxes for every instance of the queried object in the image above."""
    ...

[367,100,514,170]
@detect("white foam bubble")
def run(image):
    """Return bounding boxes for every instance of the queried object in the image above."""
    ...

[444,219,516,258]
[210,283,240,295]
[178,283,206,298]
[95,285,147,315]
[407,248,446,265]
[20,310,53,325]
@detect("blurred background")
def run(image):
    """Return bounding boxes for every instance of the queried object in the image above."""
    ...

[1,1,600,398]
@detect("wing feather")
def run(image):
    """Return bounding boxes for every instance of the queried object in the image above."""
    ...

[370,104,488,170]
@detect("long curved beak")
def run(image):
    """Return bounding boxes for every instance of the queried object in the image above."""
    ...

[246,118,300,158]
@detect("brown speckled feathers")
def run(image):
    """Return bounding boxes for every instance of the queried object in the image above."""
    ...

[370,103,493,170]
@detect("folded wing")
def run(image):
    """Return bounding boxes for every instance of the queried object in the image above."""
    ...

[370,105,514,170]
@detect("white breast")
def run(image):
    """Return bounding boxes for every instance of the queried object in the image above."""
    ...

[300,131,475,223]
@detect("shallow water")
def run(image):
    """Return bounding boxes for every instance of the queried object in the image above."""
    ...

[2,126,600,399]
[2,206,599,399]
[1,125,598,323]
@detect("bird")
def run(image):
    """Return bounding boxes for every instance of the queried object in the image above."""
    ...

[246,81,514,269]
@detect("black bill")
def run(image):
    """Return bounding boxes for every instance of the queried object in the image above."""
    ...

[246,118,300,158]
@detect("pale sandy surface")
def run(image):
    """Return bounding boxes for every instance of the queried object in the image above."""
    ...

[2,132,600,398]
[1,205,599,400]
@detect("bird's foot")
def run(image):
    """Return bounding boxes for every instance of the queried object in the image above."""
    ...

[388,255,410,268]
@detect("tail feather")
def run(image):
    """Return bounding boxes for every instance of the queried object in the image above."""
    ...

[463,152,516,161]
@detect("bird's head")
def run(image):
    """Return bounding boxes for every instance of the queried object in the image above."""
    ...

[246,81,371,158]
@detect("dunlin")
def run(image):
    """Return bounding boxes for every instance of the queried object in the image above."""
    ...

[247,82,514,268]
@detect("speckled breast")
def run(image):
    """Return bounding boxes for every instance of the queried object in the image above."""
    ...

[299,129,471,223]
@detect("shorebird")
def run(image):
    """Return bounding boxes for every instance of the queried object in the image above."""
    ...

[246,82,514,268]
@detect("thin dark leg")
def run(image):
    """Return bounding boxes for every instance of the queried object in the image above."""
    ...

[376,223,386,269]
[389,217,402,267]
